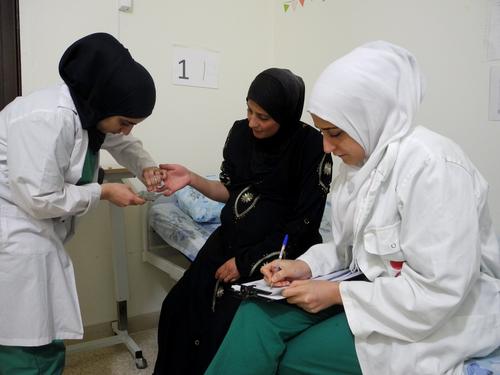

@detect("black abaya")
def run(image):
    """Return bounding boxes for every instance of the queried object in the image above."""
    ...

[154,120,332,375]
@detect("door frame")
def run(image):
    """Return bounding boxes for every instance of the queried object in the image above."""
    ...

[0,0,21,110]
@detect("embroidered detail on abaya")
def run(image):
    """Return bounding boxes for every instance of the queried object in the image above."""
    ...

[318,153,333,193]
[234,186,261,219]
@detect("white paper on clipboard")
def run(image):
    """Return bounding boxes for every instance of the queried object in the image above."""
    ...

[232,269,362,301]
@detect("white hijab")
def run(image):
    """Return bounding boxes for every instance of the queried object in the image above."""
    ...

[308,41,426,251]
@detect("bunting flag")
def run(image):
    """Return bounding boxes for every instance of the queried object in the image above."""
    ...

[283,0,324,13]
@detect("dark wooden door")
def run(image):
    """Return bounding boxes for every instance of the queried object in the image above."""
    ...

[0,0,21,110]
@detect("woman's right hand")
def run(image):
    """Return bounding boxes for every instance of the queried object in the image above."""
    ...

[100,183,146,207]
[261,259,312,287]
[159,163,191,196]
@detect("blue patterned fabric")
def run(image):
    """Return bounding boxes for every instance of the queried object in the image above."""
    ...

[464,347,500,375]
[175,176,224,223]
[150,195,220,261]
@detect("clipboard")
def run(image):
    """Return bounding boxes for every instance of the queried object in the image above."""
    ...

[231,280,285,301]
[231,268,363,301]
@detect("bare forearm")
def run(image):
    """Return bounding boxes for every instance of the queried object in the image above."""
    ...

[189,172,229,203]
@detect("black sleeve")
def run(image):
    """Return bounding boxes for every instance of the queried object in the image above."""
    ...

[219,122,238,187]
[235,131,333,278]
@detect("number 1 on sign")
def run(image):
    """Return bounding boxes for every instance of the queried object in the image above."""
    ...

[172,46,219,88]
[178,59,189,80]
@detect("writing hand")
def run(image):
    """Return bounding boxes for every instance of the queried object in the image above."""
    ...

[260,259,312,287]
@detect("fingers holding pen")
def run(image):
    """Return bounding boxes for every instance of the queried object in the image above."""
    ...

[261,260,278,282]
[261,259,313,286]
[260,259,292,287]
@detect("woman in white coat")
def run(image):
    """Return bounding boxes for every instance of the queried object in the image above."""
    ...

[205,41,500,375]
[0,33,163,374]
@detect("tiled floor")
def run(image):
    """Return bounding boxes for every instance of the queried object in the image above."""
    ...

[65,329,157,375]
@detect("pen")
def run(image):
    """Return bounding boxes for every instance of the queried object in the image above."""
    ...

[278,234,288,261]
[271,234,288,288]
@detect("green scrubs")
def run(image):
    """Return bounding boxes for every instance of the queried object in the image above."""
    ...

[77,150,98,185]
[0,340,65,375]
[205,300,362,375]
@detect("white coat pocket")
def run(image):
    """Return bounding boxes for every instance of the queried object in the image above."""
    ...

[363,221,406,277]
[0,203,55,255]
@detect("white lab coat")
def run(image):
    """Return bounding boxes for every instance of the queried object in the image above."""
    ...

[299,126,500,375]
[0,84,156,346]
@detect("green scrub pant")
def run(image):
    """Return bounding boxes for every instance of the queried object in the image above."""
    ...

[205,300,362,375]
[0,340,65,375]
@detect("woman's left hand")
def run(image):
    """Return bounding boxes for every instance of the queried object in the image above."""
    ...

[215,257,240,283]
[282,280,342,313]
[142,167,167,192]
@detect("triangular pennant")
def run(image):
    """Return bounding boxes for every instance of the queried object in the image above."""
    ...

[291,0,297,11]
[299,0,305,6]
[284,3,290,12]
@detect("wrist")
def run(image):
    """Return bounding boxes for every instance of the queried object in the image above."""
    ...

[335,282,343,305]
[100,183,110,200]
[297,260,313,279]
[187,170,195,186]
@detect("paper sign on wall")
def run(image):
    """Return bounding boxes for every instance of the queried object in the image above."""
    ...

[486,0,500,61]
[172,46,219,89]
[489,66,500,121]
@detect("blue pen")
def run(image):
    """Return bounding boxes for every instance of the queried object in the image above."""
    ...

[278,234,289,261]
[270,234,289,288]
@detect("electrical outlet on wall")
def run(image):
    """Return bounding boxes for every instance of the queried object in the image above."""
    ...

[118,0,132,12]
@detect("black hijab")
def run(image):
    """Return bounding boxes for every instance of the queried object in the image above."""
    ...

[59,32,156,153]
[247,68,304,137]
[245,68,305,176]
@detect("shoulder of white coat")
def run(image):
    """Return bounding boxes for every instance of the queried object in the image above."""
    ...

[395,126,485,192]
[398,126,472,171]
[9,84,78,128]
[57,84,78,114]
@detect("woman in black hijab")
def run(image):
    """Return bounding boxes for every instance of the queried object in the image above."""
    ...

[153,68,333,375]
[0,32,161,375]
[59,32,156,153]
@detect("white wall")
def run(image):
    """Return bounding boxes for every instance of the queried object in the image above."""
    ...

[20,0,274,174]
[18,0,499,327]
[115,0,275,173]
[272,0,500,231]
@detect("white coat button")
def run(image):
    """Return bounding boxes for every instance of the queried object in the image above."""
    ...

[390,243,397,248]
[194,339,200,346]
